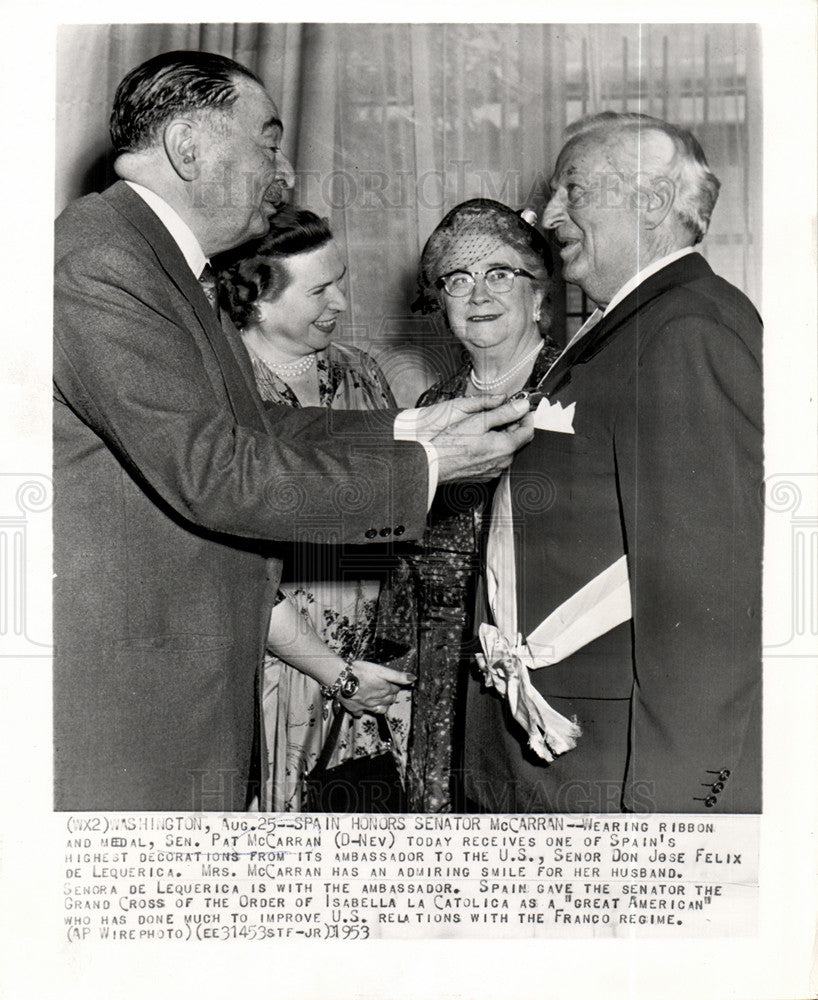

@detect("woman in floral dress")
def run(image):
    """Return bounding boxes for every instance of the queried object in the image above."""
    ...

[217,207,412,811]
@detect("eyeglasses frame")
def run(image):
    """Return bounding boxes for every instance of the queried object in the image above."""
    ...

[436,266,537,297]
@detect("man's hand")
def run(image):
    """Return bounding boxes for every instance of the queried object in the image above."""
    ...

[425,395,535,483]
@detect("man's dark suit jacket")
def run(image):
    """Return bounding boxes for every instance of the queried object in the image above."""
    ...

[465,252,763,814]
[53,182,429,811]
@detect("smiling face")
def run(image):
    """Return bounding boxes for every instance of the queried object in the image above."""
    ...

[254,240,348,357]
[196,76,295,253]
[440,246,544,355]
[542,135,643,307]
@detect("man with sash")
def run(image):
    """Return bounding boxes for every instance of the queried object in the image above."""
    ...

[464,112,763,813]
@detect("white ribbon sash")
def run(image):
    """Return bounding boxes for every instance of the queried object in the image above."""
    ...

[476,555,632,762]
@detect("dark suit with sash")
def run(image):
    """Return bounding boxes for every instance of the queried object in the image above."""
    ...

[54,182,428,811]
[465,252,762,813]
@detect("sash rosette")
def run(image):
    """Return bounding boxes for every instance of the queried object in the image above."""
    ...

[476,625,582,761]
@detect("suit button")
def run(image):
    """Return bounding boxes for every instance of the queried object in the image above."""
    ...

[704,795,718,808]
[365,529,377,539]
[718,769,731,782]
[711,782,724,793]
[394,525,405,536]
[380,527,392,537]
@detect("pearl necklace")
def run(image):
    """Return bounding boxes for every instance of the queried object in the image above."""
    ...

[267,353,317,379]
[469,340,542,392]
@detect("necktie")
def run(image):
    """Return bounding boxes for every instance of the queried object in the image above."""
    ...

[198,263,221,317]
[565,307,603,350]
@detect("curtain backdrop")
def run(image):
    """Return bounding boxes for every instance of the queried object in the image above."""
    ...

[56,23,761,405]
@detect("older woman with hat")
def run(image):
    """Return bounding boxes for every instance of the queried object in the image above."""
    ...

[416,198,557,402]
[404,199,558,811]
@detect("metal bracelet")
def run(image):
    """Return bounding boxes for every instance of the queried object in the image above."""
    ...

[319,661,355,701]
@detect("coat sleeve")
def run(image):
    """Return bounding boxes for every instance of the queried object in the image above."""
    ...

[54,235,429,546]
[615,309,763,812]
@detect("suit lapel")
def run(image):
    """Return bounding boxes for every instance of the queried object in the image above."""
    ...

[221,313,275,432]
[544,253,713,398]
[103,183,268,431]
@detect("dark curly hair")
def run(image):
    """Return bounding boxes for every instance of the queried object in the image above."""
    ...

[214,206,334,329]
[416,198,553,316]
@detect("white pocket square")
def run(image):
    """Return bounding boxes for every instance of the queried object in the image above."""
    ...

[532,397,576,433]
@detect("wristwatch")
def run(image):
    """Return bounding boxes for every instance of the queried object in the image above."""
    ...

[320,661,359,701]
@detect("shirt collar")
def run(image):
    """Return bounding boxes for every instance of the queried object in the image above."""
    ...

[560,246,698,355]
[125,181,208,278]
[602,245,698,317]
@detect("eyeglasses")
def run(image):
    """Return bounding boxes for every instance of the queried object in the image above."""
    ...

[436,266,536,297]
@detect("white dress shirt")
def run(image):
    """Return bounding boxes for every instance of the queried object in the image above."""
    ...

[125,181,207,278]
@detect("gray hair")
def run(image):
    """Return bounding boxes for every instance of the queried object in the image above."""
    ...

[563,111,720,244]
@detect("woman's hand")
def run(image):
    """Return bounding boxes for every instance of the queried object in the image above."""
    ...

[265,597,415,717]
[338,659,416,718]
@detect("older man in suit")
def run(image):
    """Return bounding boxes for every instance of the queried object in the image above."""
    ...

[465,112,762,813]
[54,50,533,811]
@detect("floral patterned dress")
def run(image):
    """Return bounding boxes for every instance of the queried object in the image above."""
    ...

[250,342,412,811]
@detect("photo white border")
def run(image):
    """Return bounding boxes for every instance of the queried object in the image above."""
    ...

[1,3,816,999]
